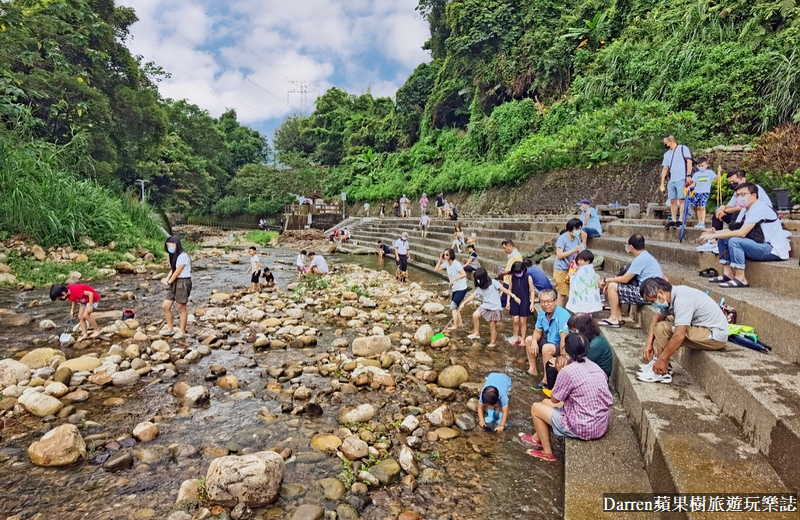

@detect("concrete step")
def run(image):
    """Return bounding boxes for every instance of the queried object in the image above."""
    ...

[564,399,656,519]
[601,326,791,502]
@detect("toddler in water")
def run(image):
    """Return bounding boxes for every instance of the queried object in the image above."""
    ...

[478,372,512,432]
[458,268,519,347]
[566,250,602,315]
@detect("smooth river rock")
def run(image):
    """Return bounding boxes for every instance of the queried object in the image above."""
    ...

[351,336,391,357]
[437,365,469,388]
[206,451,285,507]
[19,392,64,417]
[337,404,376,425]
[28,424,86,466]
[19,348,64,369]
[133,421,159,442]
[0,358,30,388]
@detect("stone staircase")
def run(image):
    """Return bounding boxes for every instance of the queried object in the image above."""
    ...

[341,215,800,518]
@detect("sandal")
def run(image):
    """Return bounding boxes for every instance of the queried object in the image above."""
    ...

[467,333,480,340]
[598,319,621,328]
[518,433,543,449]
[526,449,556,461]
[708,275,731,284]
[698,268,718,278]
[487,343,497,348]
[719,279,750,288]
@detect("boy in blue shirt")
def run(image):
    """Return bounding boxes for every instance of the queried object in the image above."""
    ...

[478,372,512,432]
[688,157,717,228]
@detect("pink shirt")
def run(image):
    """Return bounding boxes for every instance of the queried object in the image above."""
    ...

[551,360,612,440]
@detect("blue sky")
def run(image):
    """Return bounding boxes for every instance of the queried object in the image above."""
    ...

[118,0,431,139]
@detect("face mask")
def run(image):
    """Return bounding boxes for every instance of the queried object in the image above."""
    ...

[728,183,739,190]
[167,245,176,254]
[652,299,669,311]
[572,230,582,239]
[664,144,670,150]
[736,196,750,208]
[697,166,707,171]
[514,272,524,278]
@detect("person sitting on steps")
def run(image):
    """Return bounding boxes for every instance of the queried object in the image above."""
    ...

[524,289,570,388]
[578,199,602,245]
[699,183,791,288]
[598,234,663,328]
[637,278,729,384]
[659,134,693,228]
[699,170,773,253]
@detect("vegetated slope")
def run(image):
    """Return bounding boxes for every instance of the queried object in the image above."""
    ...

[273,0,800,201]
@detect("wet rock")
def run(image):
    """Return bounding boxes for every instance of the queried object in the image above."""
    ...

[318,477,346,500]
[53,366,73,385]
[336,503,361,520]
[310,433,341,454]
[337,404,376,425]
[430,387,455,400]
[175,479,202,509]
[133,421,159,442]
[437,365,468,388]
[28,424,86,466]
[216,375,240,389]
[43,382,68,398]
[206,451,285,507]
[418,467,446,484]
[172,381,190,397]
[304,402,323,416]
[183,385,209,407]
[351,336,391,357]
[115,261,137,273]
[59,356,102,372]
[398,445,419,477]
[3,313,32,326]
[369,458,401,486]
[435,427,459,440]
[332,338,349,348]
[351,482,368,495]
[0,358,30,387]
[103,451,134,471]
[62,389,90,403]
[112,369,140,386]
[406,436,423,449]
[231,503,254,520]
[19,392,63,417]
[425,405,454,428]
[455,413,476,431]
[398,511,423,520]
[358,471,379,487]
[399,415,419,434]
[292,385,311,400]
[135,448,162,464]
[430,336,450,348]
[341,437,369,461]
[290,504,324,520]
[173,444,199,458]
[459,382,483,397]
[20,348,63,369]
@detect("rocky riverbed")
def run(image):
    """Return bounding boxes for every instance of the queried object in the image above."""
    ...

[0,248,563,520]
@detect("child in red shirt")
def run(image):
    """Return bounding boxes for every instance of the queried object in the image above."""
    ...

[50,283,101,341]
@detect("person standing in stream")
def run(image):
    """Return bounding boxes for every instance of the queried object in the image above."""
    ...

[161,235,192,340]
[435,248,468,331]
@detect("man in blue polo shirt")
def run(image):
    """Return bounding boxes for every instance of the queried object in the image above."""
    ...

[524,289,570,388]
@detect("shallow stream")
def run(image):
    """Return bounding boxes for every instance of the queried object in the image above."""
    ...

[0,249,563,520]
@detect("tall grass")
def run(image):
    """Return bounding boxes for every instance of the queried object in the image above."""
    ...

[0,123,166,249]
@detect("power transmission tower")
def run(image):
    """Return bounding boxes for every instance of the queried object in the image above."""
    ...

[288,80,319,114]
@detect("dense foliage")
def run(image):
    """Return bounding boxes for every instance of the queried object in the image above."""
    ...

[273,0,800,201]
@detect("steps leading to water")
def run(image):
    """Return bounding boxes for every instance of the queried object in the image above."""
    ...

[342,215,800,510]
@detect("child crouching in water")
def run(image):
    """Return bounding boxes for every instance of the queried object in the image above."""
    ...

[50,283,102,341]
[566,250,602,315]
[458,268,519,347]
[478,372,512,432]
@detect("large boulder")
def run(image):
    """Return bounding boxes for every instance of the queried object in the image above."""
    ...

[59,356,102,372]
[351,336,391,357]
[422,302,445,314]
[413,324,434,344]
[28,424,86,466]
[437,365,469,388]
[19,392,64,417]
[20,348,64,369]
[205,451,285,507]
[337,404,376,425]
[0,358,30,388]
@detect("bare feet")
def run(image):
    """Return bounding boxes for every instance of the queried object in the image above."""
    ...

[90,331,101,339]
[77,335,89,342]
[528,368,538,376]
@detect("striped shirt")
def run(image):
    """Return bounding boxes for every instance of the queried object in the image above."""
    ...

[551,360,613,440]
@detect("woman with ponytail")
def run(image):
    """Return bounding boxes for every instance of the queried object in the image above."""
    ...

[519,332,613,461]
[160,235,192,339]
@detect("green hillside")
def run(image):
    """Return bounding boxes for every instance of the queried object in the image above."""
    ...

[273,0,800,201]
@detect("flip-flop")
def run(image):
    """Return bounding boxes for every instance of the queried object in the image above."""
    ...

[719,279,750,288]
[487,343,497,348]
[698,268,718,278]
[708,275,731,284]
[598,319,621,328]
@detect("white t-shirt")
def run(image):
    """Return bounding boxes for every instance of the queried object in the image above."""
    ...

[736,200,790,259]
[728,185,772,208]
[446,260,468,292]
[176,252,191,278]
[420,215,431,226]
[662,144,692,182]
[364,203,370,210]
[309,255,329,274]
[296,253,305,267]
[250,254,260,271]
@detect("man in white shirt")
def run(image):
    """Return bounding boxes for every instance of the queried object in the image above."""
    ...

[307,252,329,274]
[394,232,411,279]
[363,202,369,217]
[659,135,693,227]
[700,183,789,288]
[400,195,410,217]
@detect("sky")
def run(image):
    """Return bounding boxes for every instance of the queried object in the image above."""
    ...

[118,0,431,139]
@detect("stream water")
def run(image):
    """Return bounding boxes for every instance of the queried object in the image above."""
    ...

[0,249,563,520]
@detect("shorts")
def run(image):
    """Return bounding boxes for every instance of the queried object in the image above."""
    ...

[553,270,569,296]
[667,180,685,202]
[583,227,601,238]
[536,335,561,357]
[615,280,649,305]
[450,289,467,310]
[250,271,261,283]
[691,192,710,208]
[166,278,192,304]
[421,225,428,231]
[550,408,578,439]
[79,302,99,309]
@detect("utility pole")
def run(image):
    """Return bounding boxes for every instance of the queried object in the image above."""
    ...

[288,80,319,114]
[134,179,150,204]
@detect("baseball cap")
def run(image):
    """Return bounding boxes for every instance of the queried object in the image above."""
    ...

[577,199,590,205]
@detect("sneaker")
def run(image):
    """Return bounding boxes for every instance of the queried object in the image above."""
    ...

[636,370,672,384]
[173,332,187,340]
[694,223,706,228]
[638,359,672,374]
[696,241,718,253]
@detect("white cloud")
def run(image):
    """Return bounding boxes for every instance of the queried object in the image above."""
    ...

[119,0,430,128]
